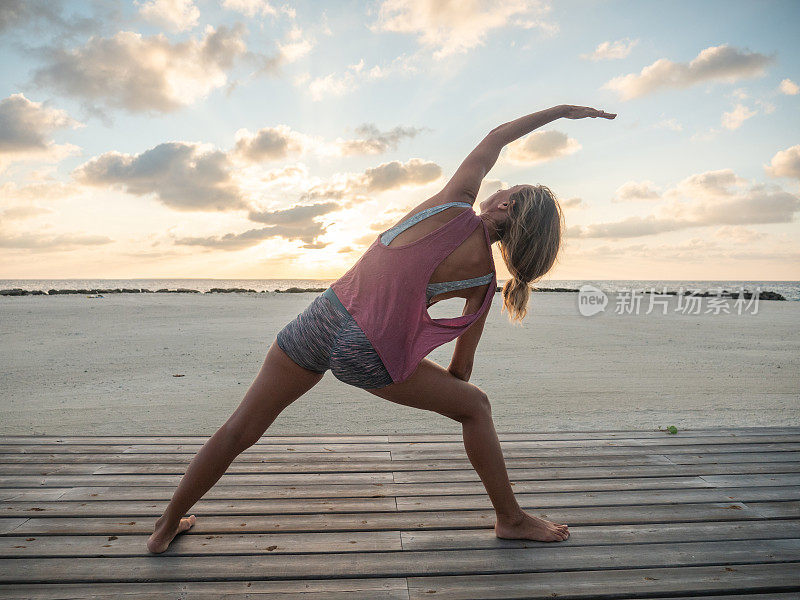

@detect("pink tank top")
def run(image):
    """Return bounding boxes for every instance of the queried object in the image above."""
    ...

[329,204,497,383]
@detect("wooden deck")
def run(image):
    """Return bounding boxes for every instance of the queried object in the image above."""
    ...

[0,427,799,599]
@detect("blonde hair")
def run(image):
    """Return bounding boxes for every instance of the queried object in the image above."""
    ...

[498,184,564,323]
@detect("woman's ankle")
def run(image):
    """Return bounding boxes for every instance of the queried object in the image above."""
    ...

[495,507,525,526]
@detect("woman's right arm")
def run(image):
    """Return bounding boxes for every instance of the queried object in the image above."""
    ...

[441,105,615,203]
[440,105,566,203]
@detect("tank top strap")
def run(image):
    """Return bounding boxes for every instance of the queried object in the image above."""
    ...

[380,201,473,247]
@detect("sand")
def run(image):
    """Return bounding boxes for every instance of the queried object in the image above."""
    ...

[1,292,797,435]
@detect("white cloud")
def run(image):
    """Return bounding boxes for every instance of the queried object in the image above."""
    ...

[765,145,800,180]
[233,122,424,162]
[580,38,639,61]
[0,93,82,170]
[714,225,765,243]
[778,78,799,95]
[303,52,420,100]
[222,0,278,18]
[612,180,661,202]
[32,25,247,113]
[571,169,799,239]
[137,0,199,32]
[373,0,556,59]
[654,117,683,131]
[504,130,581,165]
[602,44,774,100]
[721,103,757,130]
[0,231,113,251]
[73,142,246,211]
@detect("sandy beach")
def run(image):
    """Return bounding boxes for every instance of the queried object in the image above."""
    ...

[1,291,797,435]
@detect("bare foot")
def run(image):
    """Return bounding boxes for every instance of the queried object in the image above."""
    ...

[146,514,196,554]
[495,511,569,542]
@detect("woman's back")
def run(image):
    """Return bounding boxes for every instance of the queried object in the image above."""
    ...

[329,201,496,384]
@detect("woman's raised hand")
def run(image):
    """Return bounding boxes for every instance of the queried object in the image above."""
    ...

[561,105,616,119]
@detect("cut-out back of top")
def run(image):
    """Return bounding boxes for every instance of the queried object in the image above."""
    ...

[380,201,495,304]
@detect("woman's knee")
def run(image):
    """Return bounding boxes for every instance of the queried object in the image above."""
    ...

[453,388,492,423]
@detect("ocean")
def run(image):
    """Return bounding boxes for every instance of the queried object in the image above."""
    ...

[1,279,798,300]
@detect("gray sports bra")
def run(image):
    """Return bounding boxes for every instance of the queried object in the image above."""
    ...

[380,201,495,305]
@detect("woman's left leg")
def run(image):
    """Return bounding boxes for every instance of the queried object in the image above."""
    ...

[364,358,569,542]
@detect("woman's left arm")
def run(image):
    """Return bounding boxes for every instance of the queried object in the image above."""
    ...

[447,296,490,381]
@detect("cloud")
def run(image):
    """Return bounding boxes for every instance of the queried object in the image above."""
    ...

[363,158,441,191]
[602,44,774,100]
[222,0,278,18]
[562,197,585,209]
[0,231,113,251]
[504,130,581,164]
[0,93,82,169]
[298,157,442,204]
[714,225,765,243]
[248,201,339,224]
[571,169,799,239]
[173,205,333,250]
[32,25,247,113]
[765,145,800,180]
[303,52,420,100]
[337,123,425,155]
[0,0,113,38]
[137,0,200,32]
[612,180,661,202]
[0,180,82,202]
[654,117,683,131]
[373,0,556,59]
[234,123,426,162]
[73,142,246,211]
[0,205,53,220]
[233,125,311,162]
[779,78,799,95]
[721,103,757,130]
[580,38,639,61]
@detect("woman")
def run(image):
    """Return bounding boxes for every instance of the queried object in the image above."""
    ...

[147,104,616,554]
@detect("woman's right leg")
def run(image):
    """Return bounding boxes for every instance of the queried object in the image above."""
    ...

[364,359,569,542]
[147,339,325,553]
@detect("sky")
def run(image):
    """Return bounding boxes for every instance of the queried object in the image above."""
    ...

[1,0,798,281]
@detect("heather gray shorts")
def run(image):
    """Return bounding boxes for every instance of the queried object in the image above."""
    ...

[276,288,394,389]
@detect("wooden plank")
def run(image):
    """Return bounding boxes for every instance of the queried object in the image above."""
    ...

[389,426,800,441]
[388,443,800,459]
[5,486,796,518]
[0,471,395,487]
[393,486,800,512]
[18,475,725,503]
[1,436,799,454]
[2,502,778,535]
[0,578,410,600]
[0,519,27,535]
[0,452,394,464]
[0,530,403,557]
[6,519,798,558]
[406,562,800,599]
[1,427,796,445]
[0,435,391,445]
[2,450,795,467]
[0,496,399,517]
[1,539,799,583]
[391,462,800,483]
[401,519,800,550]
[5,470,793,503]
[656,451,800,464]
